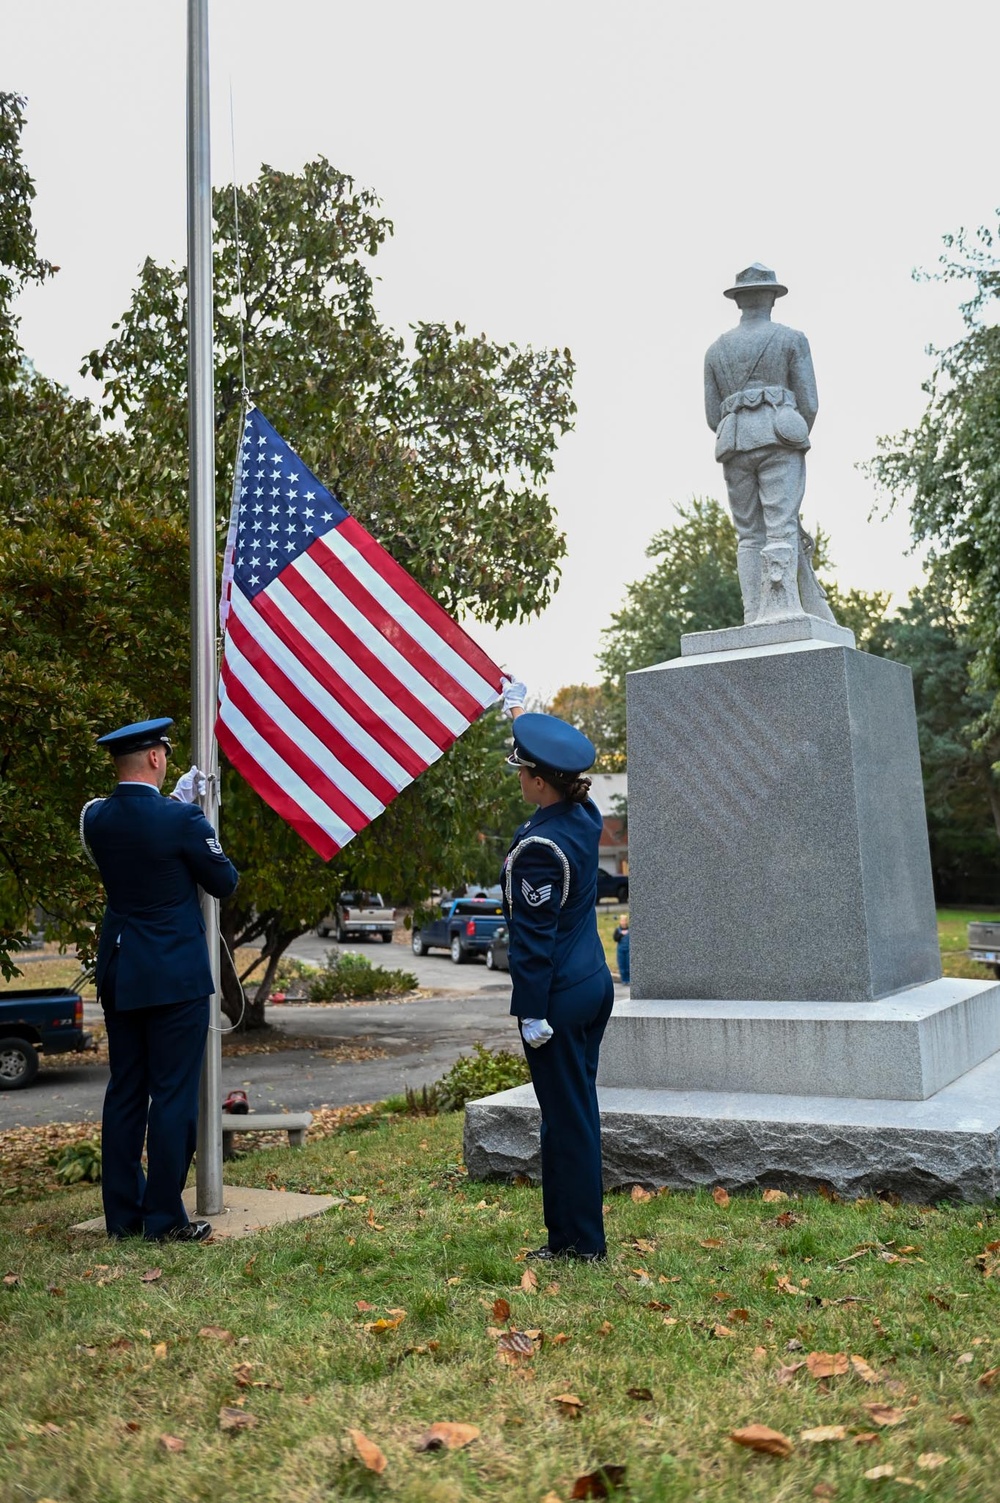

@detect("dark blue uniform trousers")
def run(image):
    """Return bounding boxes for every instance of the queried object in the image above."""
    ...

[521,967,614,1257]
[100,954,209,1240]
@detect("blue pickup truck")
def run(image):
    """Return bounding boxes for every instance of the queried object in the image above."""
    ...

[411,897,507,965]
[0,985,93,1089]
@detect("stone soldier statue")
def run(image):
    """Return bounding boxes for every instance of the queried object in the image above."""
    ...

[704,263,836,625]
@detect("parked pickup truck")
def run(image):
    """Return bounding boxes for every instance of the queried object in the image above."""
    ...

[968,921,1000,979]
[0,985,93,1089]
[411,897,507,964]
[316,891,396,944]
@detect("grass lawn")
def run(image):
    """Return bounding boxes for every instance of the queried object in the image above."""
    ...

[3,1112,1000,1502]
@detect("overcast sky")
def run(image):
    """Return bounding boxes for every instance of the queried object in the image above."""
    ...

[9,1,998,700]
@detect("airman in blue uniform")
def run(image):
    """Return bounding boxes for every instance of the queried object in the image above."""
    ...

[499,698,614,1261]
[81,718,239,1241]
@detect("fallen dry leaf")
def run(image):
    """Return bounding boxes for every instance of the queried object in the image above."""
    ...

[140,1268,162,1284]
[232,1362,255,1387]
[762,1188,789,1203]
[862,1403,907,1427]
[776,1360,807,1383]
[712,1186,730,1208]
[198,1326,232,1343]
[979,1367,1000,1388]
[774,1210,801,1227]
[551,1392,584,1417]
[348,1427,387,1473]
[712,1324,735,1339]
[800,1425,848,1443]
[948,1413,972,1426]
[3,1273,21,1286]
[520,1268,538,1293]
[956,1352,974,1366]
[854,1432,880,1447]
[863,1464,895,1480]
[812,1485,838,1499]
[416,1421,479,1451]
[158,1434,185,1453]
[152,1342,168,1360]
[850,1355,881,1384]
[626,1386,654,1401]
[364,1316,405,1335]
[598,1319,613,1336]
[806,1352,849,1379]
[219,1406,258,1432]
[916,1453,947,1470]
[630,1185,652,1202]
[730,1424,793,1457]
[699,1237,724,1249]
[570,1464,628,1498]
[493,1297,511,1322]
[355,1299,375,1312]
[729,1308,750,1323]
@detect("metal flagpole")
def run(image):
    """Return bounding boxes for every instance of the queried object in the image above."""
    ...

[187,0,224,1215]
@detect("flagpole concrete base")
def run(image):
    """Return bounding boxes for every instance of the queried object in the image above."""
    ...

[71,1185,342,1240]
[463,1044,1000,1203]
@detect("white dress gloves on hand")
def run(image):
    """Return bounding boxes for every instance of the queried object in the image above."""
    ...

[500,677,528,719]
[169,765,207,804]
[521,1017,554,1048]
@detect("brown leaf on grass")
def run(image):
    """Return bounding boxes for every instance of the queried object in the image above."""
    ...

[863,1464,895,1480]
[355,1299,375,1312]
[979,1367,1000,1388]
[645,1300,672,1312]
[806,1352,849,1379]
[916,1453,947,1470]
[46,1285,64,1297]
[493,1297,511,1322]
[712,1186,730,1208]
[551,1392,584,1417]
[925,1291,950,1310]
[598,1320,613,1335]
[956,1352,974,1366]
[108,1337,132,1351]
[123,1420,141,1433]
[752,1345,769,1362]
[152,1342,168,1360]
[3,1273,20,1286]
[812,1484,838,1499]
[729,1308,750,1323]
[198,1326,233,1343]
[496,1329,540,1365]
[232,1363,255,1387]
[219,1406,258,1432]
[520,1267,539,1292]
[776,1361,806,1384]
[774,1210,801,1227]
[570,1464,628,1498]
[699,1238,723,1250]
[158,1434,185,1453]
[364,1316,405,1335]
[947,1413,972,1426]
[139,1268,161,1283]
[800,1425,848,1443]
[862,1403,907,1427]
[817,1183,841,1202]
[853,1432,880,1447]
[712,1324,734,1339]
[348,1428,387,1473]
[632,1237,656,1253]
[630,1184,652,1202]
[776,1274,804,1296]
[626,1387,654,1401]
[850,1355,881,1384]
[762,1189,789,1203]
[76,1344,98,1357]
[551,1332,570,1345]
[730,1424,793,1457]
[416,1421,479,1451]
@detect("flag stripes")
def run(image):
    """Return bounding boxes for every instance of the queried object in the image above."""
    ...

[216,405,505,860]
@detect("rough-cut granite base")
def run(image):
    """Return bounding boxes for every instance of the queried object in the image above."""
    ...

[596,978,1000,1102]
[463,1045,1000,1203]
[681,614,855,656]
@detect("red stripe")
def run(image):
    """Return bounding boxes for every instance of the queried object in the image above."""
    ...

[215,718,341,862]
[309,534,485,722]
[279,566,458,753]
[225,612,398,808]
[220,665,370,836]
[252,591,437,780]
[339,516,505,692]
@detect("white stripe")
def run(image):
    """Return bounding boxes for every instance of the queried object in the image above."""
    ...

[318,527,499,708]
[217,686,358,851]
[229,585,416,787]
[294,551,468,736]
[257,579,447,767]
[221,634,386,823]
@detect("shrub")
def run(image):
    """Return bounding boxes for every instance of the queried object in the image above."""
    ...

[435,1042,530,1112]
[52,1138,102,1184]
[307,948,418,1002]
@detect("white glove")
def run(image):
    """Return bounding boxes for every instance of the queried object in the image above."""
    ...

[501,677,528,719]
[169,765,206,804]
[522,1017,554,1048]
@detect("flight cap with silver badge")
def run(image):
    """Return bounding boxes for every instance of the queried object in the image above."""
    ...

[506,712,596,778]
[96,717,175,759]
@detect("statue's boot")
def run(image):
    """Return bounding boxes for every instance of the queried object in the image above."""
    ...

[736,542,763,624]
[757,537,804,621]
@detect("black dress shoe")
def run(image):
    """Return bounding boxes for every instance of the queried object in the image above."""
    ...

[158,1220,213,1243]
[525,1245,558,1261]
[571,1249,607,1263]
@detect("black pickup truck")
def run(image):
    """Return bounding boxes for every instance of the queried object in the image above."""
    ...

[411,897,507,964]
[0,985,93,1088]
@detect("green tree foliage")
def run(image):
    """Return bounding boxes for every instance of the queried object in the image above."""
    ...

[0,93,53,383]
[546,684,625,771]
[868,218,1000,728]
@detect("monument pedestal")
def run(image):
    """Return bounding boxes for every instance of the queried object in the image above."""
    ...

[463,637,1000,1203]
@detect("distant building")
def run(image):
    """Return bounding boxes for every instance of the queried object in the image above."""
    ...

[589,772,628,876]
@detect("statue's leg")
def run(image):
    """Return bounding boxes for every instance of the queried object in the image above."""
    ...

[723,455,766,624]
[756,450,804,621]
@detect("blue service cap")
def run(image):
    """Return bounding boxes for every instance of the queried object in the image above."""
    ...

[96,717,174,758]
[507,713,596,777]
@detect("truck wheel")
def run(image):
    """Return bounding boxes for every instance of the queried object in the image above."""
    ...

[993,965,1000,981]
[450,936,467,965]
[0,1037,40,1089]
[412,933,427,957]
[316,923,330,937]
[336,924,347,943]
[486,948,496,970]
[616,885,628,903]
[379,931,393,943]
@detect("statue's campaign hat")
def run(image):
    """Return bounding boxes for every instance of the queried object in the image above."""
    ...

[506,713,596,778]
[724,263,788,299]
[96,717,174,758]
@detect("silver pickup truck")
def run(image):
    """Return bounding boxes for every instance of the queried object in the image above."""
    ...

[316,891,396,944]
[968,921,1000,979]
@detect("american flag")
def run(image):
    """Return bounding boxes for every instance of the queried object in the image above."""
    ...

[217,405,505,860]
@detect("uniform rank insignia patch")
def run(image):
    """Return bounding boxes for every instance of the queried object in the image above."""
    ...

[205,836,223,855]
[521,878,553,907]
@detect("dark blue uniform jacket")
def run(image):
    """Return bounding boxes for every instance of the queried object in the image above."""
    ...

[84,785,239,1010]
[501,798,607,1019]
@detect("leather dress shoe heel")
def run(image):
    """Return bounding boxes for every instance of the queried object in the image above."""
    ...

[159,1220,213,1243]
[571,1249,607,1263]
[525,1246,558,1261]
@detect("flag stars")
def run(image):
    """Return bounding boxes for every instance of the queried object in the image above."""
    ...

[254,487,264,498]
[322,511,333,522]
[285,540,296,552]
[303,507,314,519]
[305,490,316,501]
[271,487,281,497]
[249,574,259,586]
